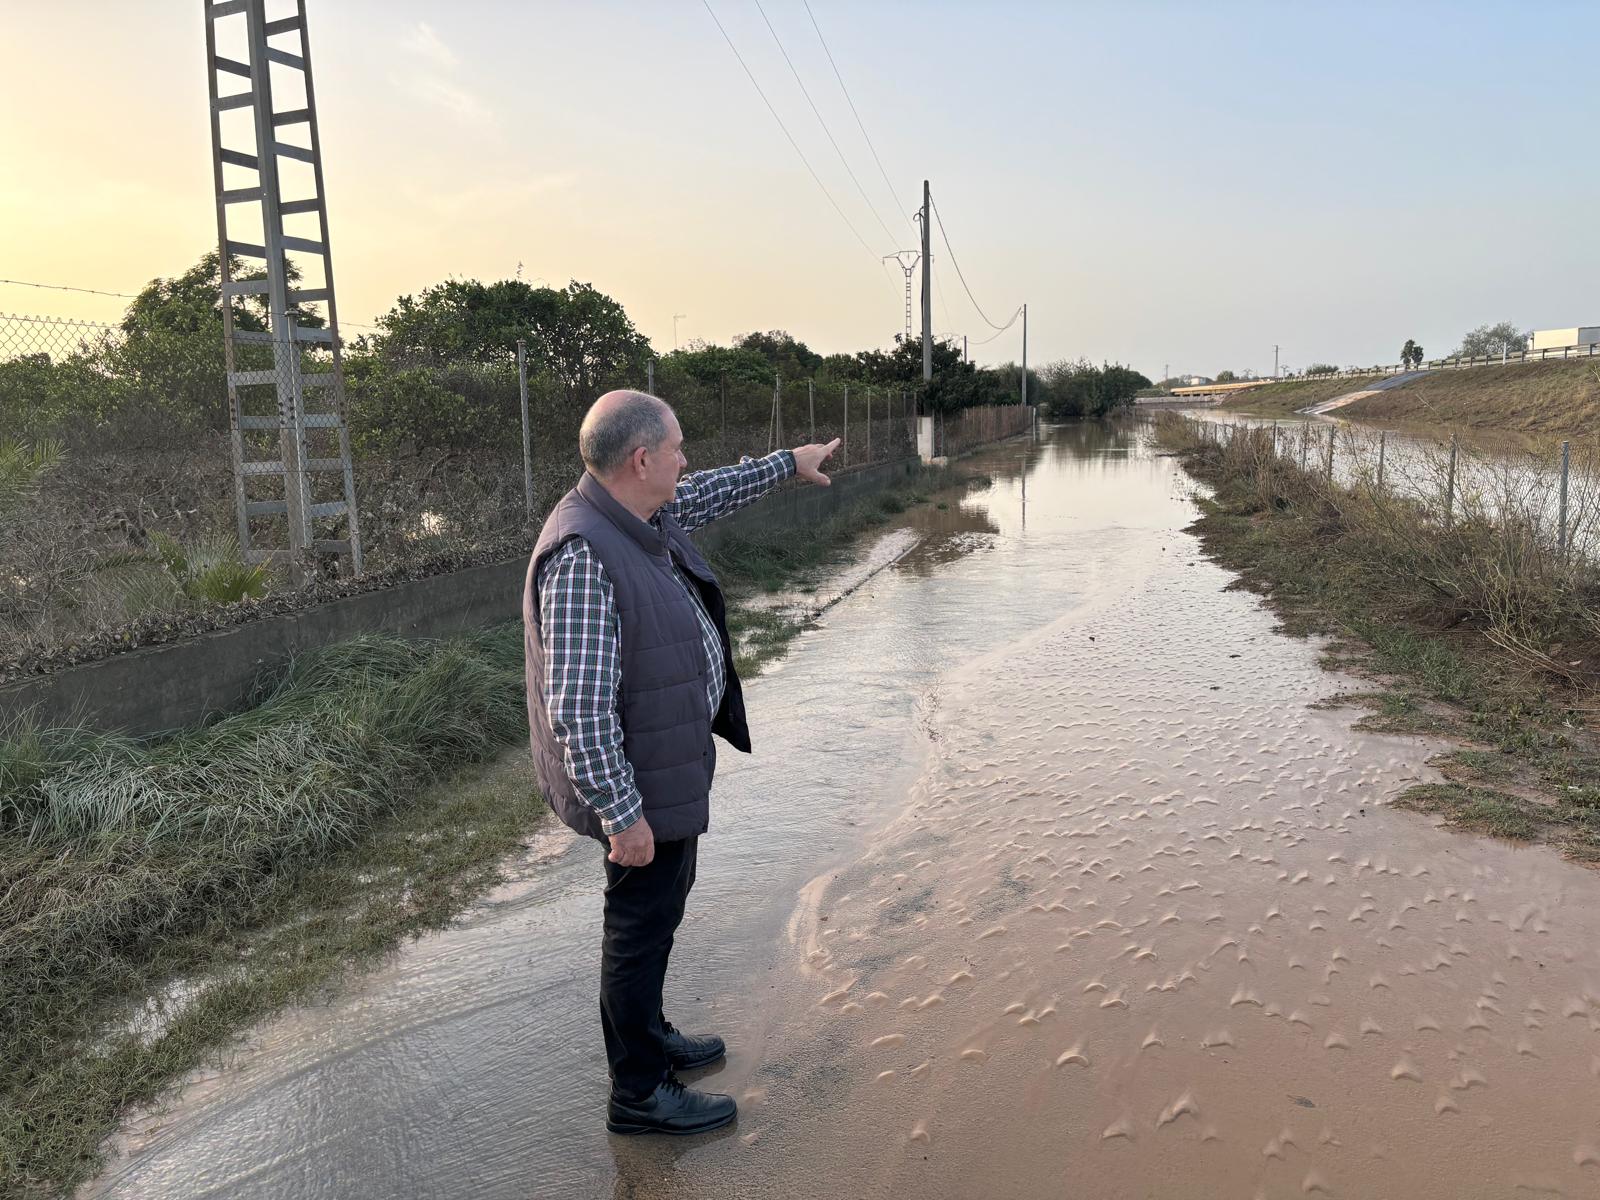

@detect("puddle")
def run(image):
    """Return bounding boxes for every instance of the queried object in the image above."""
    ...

[85,423,1600,1200]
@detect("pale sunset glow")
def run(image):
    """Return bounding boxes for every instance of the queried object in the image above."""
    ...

[2,1,1595,375]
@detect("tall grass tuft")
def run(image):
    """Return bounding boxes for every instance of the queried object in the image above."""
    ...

[0,625,526,1176]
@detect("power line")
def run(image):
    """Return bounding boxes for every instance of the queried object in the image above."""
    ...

[701,0,883,265]
[968,308,1023,346]
[929,192,1013,331]
[0,277,139,300]
[0,275,382,330]
[752,0,899,248]
[801,0,908,229]
[934,271,955,336]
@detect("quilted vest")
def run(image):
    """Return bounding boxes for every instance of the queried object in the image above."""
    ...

[523,472,750,842]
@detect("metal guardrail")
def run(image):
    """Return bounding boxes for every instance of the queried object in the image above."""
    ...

[1149,342,1600,397]
[1295,341,1600,381]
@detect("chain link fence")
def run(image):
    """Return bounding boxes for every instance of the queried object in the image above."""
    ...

[0,310,984,673]
[1179,413,1600,565]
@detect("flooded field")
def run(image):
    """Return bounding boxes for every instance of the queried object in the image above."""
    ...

[87,423,1600,1200]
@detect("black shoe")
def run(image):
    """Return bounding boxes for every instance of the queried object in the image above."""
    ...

[663,1021,726,1071]
[606,1074,737,1136]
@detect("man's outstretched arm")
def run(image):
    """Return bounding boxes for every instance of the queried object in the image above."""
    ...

[666,439,841,533]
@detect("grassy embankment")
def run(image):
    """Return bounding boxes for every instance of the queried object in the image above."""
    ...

[1154,413,1600,857]
[1220,359,1600,436]
[1216,375,1386,418]
[0,462,962,1197]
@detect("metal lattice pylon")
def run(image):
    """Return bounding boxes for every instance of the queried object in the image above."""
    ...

[884,251,920,347]
[204,0,361,578]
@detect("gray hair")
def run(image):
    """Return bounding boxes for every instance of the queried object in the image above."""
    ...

[579,391,670,475]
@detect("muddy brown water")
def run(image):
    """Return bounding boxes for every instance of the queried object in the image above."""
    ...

[86,423,1600,1199]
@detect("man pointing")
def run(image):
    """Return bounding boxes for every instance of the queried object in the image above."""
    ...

[523,389,839,1136]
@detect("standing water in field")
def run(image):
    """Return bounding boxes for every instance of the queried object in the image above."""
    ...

[89,423,1600,1200]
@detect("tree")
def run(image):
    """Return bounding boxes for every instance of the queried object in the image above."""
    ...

[1452,321,1523,359]
[372,278,653,404]
[120,250,322,338]
[731,330,822,380]
[662,343,774,388]
[1215,369,1238,383]
[101,251,329,434]
[1038,360,1150,420]
[1401,339,1425,369]
[534,282,653,403]
[1304,363,1340,376]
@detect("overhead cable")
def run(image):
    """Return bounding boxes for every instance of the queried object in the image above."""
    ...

[929,193,1014,331]
[701,0,883,265]
[801,0,909,228]
[0,278,139,300]
[752,0,900,248]
[968,307,1023,346]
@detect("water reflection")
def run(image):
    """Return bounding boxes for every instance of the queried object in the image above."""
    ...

[895,497,999,575]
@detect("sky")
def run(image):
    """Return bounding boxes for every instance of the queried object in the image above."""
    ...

[1,0,1596,381]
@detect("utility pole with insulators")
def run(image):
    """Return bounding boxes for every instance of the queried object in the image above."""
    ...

[1274,344,1280,378]
[920,179,933,384]
[883,252,920,346]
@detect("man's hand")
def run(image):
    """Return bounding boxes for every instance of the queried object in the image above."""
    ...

[607,814,655,867]
[791,439,841,487]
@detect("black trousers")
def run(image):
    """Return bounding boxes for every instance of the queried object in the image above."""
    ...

[600,834,698,1100]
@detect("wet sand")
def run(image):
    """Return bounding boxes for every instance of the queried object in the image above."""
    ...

[86,424,1600,1199]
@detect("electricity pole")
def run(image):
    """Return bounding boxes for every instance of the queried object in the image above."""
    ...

[920,180,932,383]
[1021,303,1028,408]
[1274,344,1280,378]
[673,314,686,350]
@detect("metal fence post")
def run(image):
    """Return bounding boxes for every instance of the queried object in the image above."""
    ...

[516,338,534,522]
[843,384,849,467]
[647,358,654,394]
[770,373,783,452]
[1444,434,1458,527]
[1301,422,1309,470]
[1326,425,1335,481]
[866,385,872,462]
[1558,439,1571,559]
[808,379,815,443]
[719,374,727,459]
[1376,429,1387,492]
[1272,420,1278,457]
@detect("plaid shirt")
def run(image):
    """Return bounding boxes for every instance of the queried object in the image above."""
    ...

[538,450,796,835]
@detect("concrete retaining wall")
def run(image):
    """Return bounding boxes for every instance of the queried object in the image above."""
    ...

[0,456,922,737]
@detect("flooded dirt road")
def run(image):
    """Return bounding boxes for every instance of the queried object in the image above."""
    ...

[89,425,1600,1199]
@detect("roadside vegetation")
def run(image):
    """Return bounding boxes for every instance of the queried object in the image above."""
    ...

[1,255,1082,672]
[1154,413,1600,861]
[0,456,987,1197]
